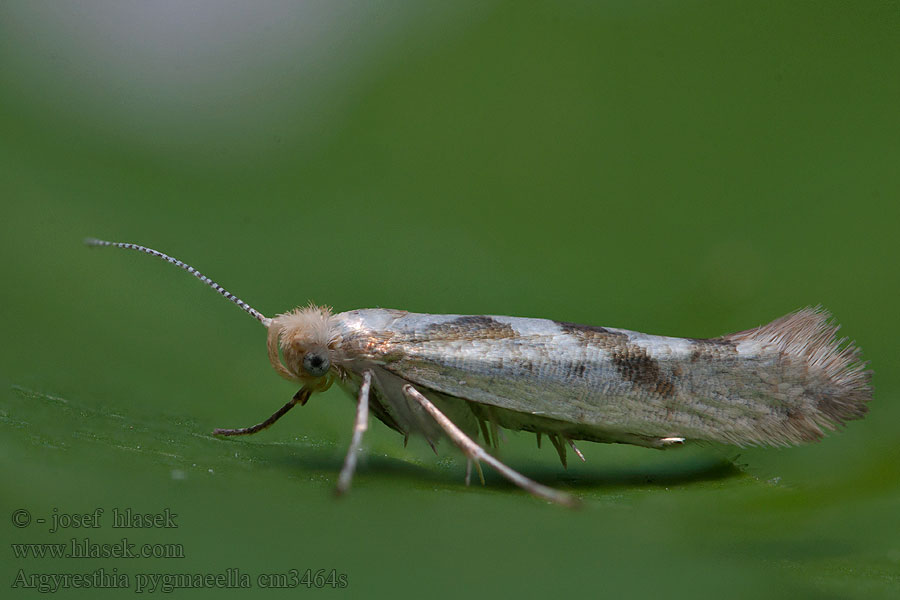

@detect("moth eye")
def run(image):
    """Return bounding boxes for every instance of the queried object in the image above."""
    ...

[302,351,330,377]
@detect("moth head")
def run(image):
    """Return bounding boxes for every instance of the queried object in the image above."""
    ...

[267,303,338,389]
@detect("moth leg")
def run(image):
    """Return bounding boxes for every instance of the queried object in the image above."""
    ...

[490,420,502,449]
[548,434,568,469]
[566,436,586,462]
[402,384,579,508]
[486,406,504,448]
[335,370,372,496]
[213,388,311,436]
[473,459,485,485]
[477,418,493,448]
[464,458,486,487]
[659,437,685,446]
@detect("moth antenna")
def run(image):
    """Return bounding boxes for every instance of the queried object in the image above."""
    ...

[85,238,271,327]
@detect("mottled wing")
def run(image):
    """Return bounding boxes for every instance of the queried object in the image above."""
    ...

[333,309,869,447]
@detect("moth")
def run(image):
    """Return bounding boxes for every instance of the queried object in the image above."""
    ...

[87,239,871,507]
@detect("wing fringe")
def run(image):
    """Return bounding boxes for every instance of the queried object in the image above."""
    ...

[722,306,871,442]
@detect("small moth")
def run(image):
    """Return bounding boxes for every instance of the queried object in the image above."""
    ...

[86,239,871,507]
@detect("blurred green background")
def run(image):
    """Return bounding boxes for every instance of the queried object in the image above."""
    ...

[2,1,898,597]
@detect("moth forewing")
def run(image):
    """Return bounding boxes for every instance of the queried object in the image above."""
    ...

[334,308,870,448]
[87,239,872,507]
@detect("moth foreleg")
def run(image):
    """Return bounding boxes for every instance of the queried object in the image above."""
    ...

[401,384,580,508]
[335,370,372,496]
[213,388,311,436]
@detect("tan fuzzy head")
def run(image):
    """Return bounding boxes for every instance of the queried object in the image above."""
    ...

[266,303,340,388]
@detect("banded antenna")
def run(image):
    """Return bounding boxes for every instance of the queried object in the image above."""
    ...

[85,238,271,327]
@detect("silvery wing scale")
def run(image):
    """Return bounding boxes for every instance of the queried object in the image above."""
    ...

[86,240,873,508]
